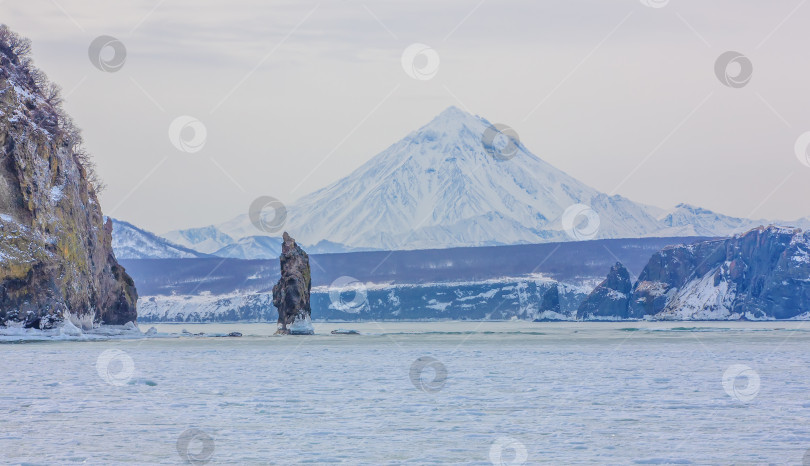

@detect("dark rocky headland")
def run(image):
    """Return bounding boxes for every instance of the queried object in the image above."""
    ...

[579,225,810,320]
[0,26,137,329]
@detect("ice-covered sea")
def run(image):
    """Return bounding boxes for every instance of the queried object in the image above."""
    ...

[3,321,810,464]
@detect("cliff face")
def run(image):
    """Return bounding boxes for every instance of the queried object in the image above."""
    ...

[632,226,810,320]
[579,226,810,320]
[272,232,311,334]
[576,262,633,320]
[0,26,137,328]
[538,284,561,315]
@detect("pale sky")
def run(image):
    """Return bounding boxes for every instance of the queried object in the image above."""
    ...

[3,0,810,233]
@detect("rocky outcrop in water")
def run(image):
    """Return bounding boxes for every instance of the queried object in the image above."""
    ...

[272,232,312,334]
[0,26,137,328]
[576,262,633,320]
[579,226,810,320]
[539,284,561,314]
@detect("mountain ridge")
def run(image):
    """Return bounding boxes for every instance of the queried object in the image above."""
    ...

[110,218,212,259]
[155,107,809,258]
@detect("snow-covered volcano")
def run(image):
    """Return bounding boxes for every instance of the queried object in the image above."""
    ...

[282,106,664,250]
[163,106,807,254]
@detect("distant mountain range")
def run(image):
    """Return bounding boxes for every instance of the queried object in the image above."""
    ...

[110,219,211,259]
[113,107,809,260]
[111,219,370,259]
[106,107,810,323]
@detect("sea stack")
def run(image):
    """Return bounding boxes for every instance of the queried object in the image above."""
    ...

[272,232,313,334]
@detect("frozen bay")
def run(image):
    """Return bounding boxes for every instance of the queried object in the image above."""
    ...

[2,321,810,464]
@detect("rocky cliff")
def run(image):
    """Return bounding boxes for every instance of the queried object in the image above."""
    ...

[538,284,561,315]
[0,26,137,328]
[633,226,810,320]
[576,262,633,320]
[272,232,312,334]
[579,226,810,320]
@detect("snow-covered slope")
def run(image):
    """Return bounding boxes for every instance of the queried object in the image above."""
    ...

[212,236,283,260]
[652,204,760,237]
[205,107,666,251]
[163,226,235,254]
[163,107,810,255]
[110,219,210,259]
